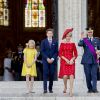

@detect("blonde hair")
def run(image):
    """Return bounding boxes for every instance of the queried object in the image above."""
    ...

[67,32,72,37]
[28,39,35,48]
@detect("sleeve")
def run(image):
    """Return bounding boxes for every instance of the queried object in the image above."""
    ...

[33,49,38,61]
[58,43,63,58]
[52,41,58,60]
[78,39,85,47]
[97,38,100,50]
[73,43,78,59]
[23,48,27,62]
[23,48,27,54]
[34,49,37,56]
[4,59,7,68]
[40,40,48,60]
[4,58,9,68]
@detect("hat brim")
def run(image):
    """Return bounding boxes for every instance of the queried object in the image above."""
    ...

[62,28,73,39]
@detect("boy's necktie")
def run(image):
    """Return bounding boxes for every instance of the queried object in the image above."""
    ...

[49,40,52,47]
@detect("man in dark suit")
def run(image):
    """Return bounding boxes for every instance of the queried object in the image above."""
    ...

[78,28,100,93]
[41,28,58,93]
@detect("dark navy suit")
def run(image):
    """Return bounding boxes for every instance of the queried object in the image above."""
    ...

[41,38,58,91]
[78,37,100,91]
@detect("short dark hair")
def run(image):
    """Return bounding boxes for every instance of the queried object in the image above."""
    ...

[46,28,54,33]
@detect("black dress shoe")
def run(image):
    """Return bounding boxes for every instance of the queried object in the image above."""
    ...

[49,90,53,93]
[87,90,93,93]
[44,90,47,94]
[92,90,99,93]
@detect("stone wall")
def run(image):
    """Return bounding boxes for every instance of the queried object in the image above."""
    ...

[58,0,87,80]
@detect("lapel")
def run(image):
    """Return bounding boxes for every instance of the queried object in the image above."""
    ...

[92,37,95,42]
[45,38,55,49]
[87,37,93,45]
[51,39,55,48]
[87,37,97,48]
[45,38,51,48]
[92,38,97,47]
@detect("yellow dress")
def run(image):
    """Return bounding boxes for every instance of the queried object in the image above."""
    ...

[21,48,37,77]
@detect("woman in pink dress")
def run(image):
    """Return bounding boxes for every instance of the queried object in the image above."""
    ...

[59,28,78,96]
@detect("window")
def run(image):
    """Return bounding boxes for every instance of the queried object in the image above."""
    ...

[25,0,46,28]
[0,0,9,26]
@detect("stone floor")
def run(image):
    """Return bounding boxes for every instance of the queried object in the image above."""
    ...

[0,80,100,100]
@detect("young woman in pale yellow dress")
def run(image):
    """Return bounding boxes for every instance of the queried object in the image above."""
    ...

[22,40,37,93]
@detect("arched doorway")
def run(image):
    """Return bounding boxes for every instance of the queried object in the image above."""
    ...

[0,0,58,80]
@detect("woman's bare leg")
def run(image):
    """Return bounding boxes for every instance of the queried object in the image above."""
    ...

[63,75,68,93]
[69,75,74,96]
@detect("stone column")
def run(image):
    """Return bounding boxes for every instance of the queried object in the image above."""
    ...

[58,0,87,80]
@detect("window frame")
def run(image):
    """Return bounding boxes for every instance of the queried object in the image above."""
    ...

[24,0,46,30]
[0,0,9,27]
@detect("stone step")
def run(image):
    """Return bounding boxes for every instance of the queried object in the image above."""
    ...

[0,80,100,100]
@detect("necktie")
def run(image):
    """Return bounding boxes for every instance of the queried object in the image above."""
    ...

[89,38,92,42]
[49,40,52,47]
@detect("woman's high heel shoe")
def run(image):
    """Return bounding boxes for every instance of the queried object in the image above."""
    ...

[63,88,67,93]
[69,92,73,97]
[63,90,66,93]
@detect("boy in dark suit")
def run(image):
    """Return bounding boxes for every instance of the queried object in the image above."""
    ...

[78,28,100,93]
[41,29,58,93]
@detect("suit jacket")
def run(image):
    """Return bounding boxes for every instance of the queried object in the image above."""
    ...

[78,37,100,64]
[41,38,58,64]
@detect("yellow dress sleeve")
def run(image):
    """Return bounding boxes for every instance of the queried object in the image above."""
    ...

[23,48,27,54]
[34,49,37,56]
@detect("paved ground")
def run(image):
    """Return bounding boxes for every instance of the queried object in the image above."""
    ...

[0,80,100,100]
